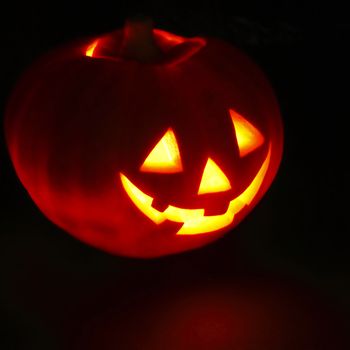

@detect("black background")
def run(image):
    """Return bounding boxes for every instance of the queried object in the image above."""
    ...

[0,1,349,349]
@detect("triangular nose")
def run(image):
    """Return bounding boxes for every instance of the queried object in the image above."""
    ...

[198,158,232,195]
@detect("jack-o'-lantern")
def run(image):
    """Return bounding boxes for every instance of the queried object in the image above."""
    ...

[4,17,283,258]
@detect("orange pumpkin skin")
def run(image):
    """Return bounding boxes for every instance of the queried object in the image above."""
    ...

[5,25,283,258]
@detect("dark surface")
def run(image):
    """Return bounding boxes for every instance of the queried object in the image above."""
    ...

[1,2,349,349]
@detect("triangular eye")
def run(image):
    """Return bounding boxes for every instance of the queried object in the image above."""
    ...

[230,109,265,157]
[140,128,183,173]
[198,158,231,195]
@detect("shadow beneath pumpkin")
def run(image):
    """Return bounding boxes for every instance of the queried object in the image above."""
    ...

[67,274,348,350]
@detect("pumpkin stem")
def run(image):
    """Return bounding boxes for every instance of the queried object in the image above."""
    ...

[120,15,162,62]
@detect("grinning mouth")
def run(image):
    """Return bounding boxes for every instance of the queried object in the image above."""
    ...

[120,144,271,235]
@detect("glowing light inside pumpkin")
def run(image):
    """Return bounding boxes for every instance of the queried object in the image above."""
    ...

[140,128,183,173]
[86,40,99,57]
[230,109,265,157]
[120,144,271,235]
[198,158,231,195]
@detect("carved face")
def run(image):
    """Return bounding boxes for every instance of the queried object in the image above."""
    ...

[120,109,270,236]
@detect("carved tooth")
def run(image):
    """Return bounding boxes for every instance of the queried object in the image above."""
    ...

[151,198,168,212]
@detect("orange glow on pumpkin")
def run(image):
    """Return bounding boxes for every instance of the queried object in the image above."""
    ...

[120,144,271,235]
[153,29,185,45]
[198,158,231,195]
[230,109,265,157]
[140,128,183,173]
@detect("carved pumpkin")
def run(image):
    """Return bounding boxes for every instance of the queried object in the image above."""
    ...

[5,17,283,258]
